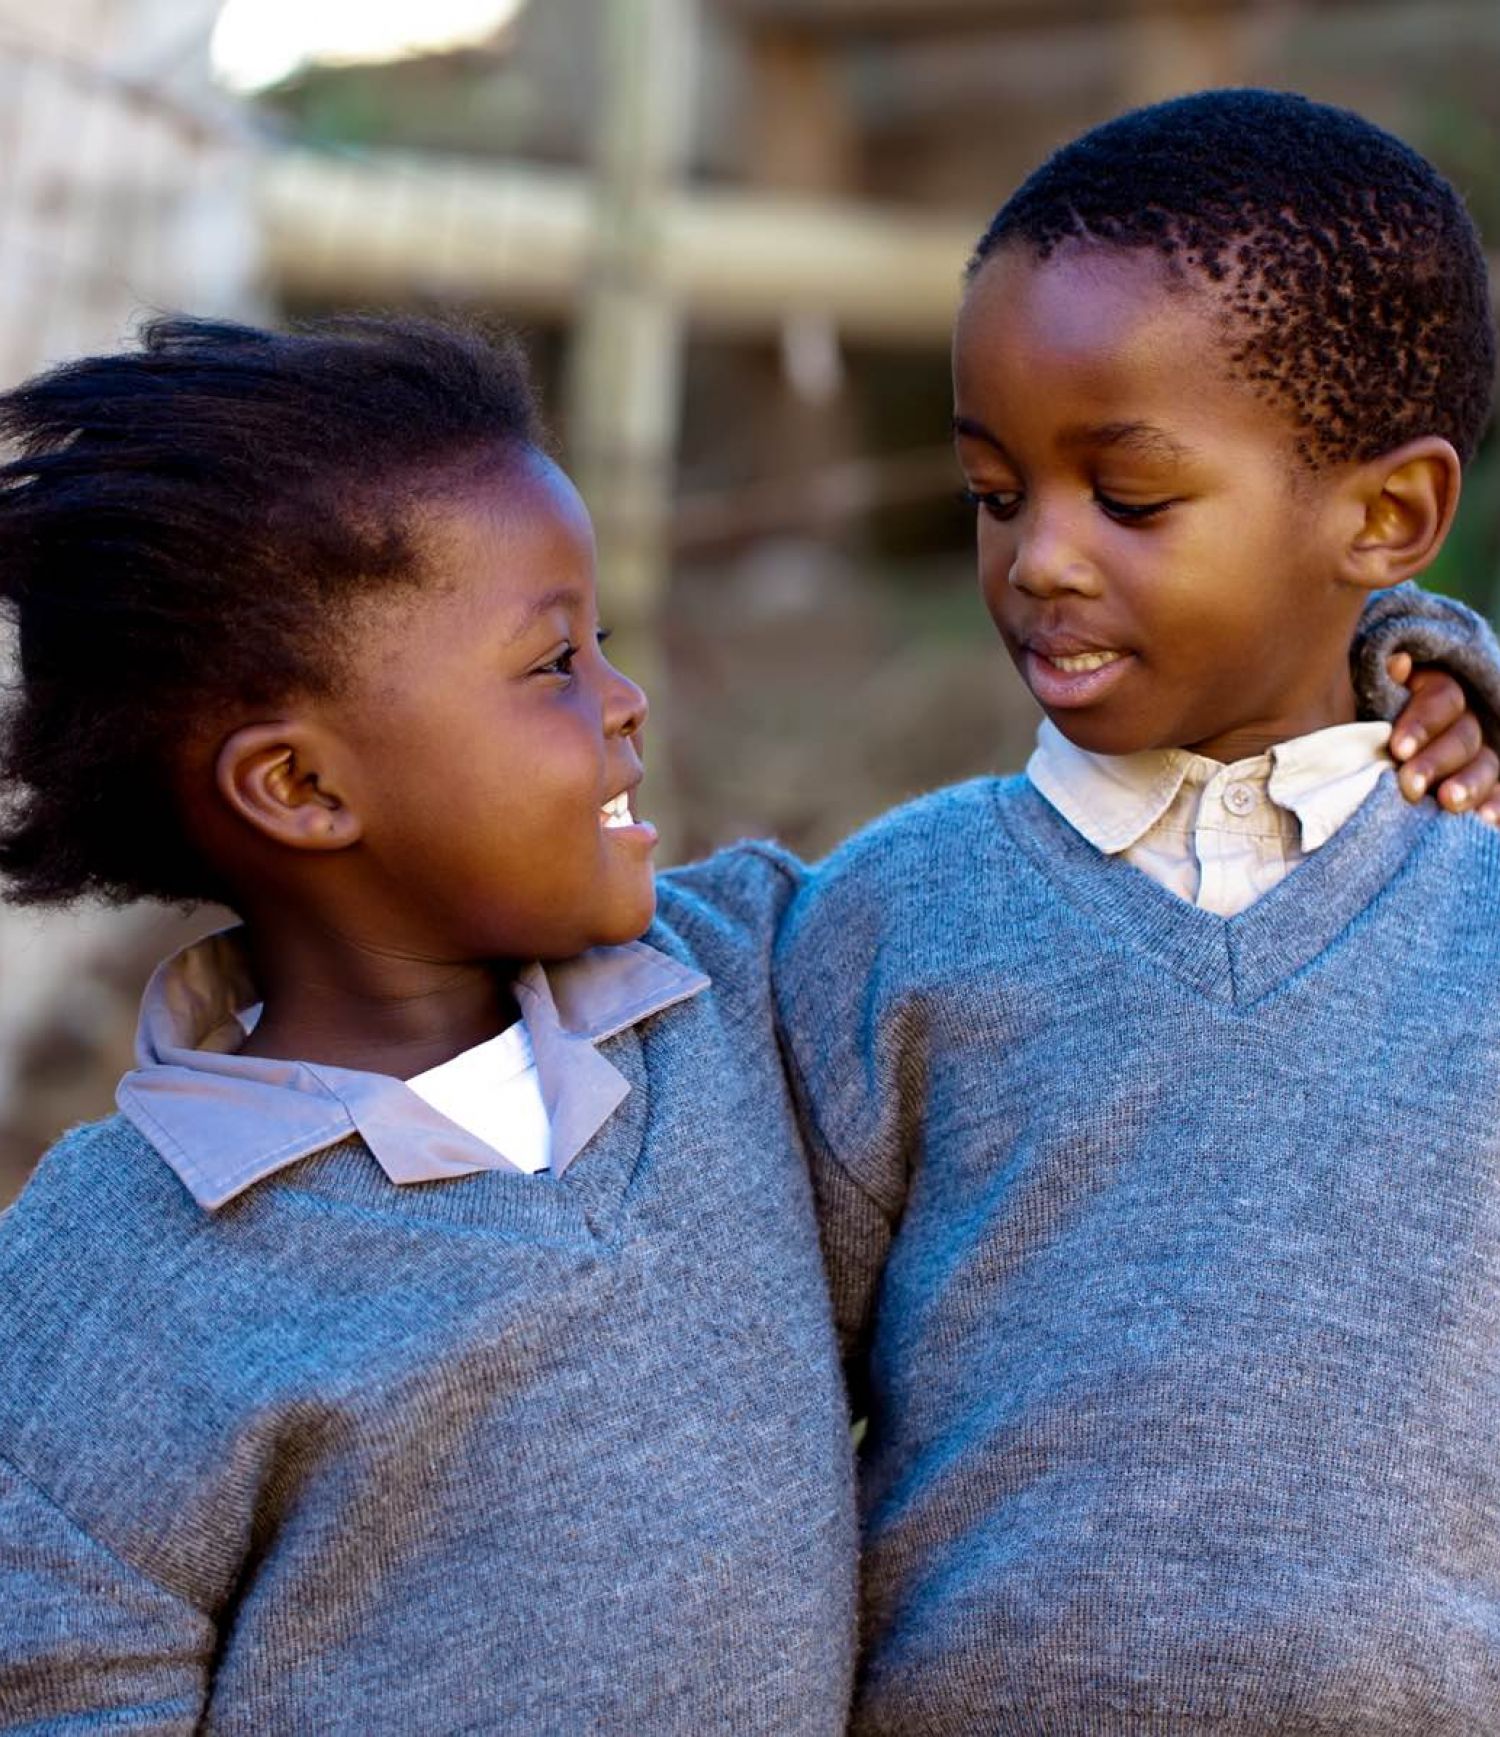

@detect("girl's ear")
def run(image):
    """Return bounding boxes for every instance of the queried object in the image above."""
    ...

[1339,436,1462,592]
[214,722,362,852]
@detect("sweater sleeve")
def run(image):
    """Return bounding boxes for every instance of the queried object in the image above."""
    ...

[0,1455,213,1734]
[1351,581,1500,743]
[772,844,929,1403]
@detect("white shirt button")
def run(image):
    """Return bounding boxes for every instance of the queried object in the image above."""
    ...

[1222,781,1257,815]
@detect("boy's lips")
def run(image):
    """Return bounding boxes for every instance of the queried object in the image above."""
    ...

[1021,640,1135,709]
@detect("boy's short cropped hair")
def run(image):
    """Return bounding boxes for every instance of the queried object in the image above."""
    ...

[970,87,1497,470]
[0,316,539,908]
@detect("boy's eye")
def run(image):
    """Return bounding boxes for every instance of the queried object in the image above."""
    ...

[1095,492,1175,524]
[958,486,1022,522]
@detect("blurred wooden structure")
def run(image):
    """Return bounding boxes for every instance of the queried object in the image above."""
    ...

[0,0,259,1191]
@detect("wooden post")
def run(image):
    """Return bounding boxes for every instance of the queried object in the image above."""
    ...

[1120,0,1255,107]
[565,0,698,857]
[745,26,860,514]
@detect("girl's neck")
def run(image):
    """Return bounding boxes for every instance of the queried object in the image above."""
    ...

[234,919,520,1078]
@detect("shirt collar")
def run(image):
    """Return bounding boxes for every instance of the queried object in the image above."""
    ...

[1027,716,1394,856]
[117,927,708,1211]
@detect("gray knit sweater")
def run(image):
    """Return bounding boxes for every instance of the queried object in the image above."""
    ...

[0,845,857,1735]
[776,774,1500,1734]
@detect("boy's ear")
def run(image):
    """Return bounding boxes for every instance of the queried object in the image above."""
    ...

[214,722,362,852]
[1338,436,1462,592]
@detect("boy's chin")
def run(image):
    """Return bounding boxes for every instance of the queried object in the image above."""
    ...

[1042,708,1163,759]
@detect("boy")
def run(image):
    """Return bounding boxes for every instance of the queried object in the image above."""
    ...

[775,90,1500,1731]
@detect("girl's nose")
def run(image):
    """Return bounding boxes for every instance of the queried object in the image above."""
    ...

[604,659,649,738]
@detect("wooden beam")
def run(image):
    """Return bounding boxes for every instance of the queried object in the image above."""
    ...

[257,149,977,344]
[715,0,1275,40]
[713,0,1436,40]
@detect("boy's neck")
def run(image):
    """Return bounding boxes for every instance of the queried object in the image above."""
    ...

[1170,674,1362,766]
[233,920,521,1078]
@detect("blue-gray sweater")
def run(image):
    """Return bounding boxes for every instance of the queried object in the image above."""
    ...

[0,846,857,1735]
[776,773,1500,1733]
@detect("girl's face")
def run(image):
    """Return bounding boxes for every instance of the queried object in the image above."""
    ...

[953,242,1367,763]
[319,448,658,963]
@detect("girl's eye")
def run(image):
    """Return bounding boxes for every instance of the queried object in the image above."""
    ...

[536,643,578,677]
[958,486,1022,522]
[1095,492,1175,524]
[535,629,610,679]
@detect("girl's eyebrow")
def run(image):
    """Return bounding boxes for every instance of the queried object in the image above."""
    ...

[503,586,587,645]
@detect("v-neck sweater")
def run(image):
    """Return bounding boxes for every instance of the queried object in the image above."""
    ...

[775,773,1500,1734]
[0,844,856,1735]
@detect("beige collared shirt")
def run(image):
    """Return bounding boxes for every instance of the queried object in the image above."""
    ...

[117,927,709,1209]
[1026,717,1395,917]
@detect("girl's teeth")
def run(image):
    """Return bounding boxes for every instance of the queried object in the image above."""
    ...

[601,794,634,828]
[1049,651,1122,673]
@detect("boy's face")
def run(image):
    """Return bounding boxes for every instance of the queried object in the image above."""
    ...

[320,448,658,962]
[953,242,1367,761]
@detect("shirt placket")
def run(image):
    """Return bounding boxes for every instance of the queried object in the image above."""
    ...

[1194,766,1274,917]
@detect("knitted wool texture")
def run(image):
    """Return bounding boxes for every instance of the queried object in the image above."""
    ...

[0,845,857,1735]
[777,774,1500,1734]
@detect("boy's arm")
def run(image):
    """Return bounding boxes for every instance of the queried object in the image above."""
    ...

[1353,582,1500,819]
[0,1455,212,1732]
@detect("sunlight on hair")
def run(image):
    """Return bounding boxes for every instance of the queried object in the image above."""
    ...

[210,0,528,92]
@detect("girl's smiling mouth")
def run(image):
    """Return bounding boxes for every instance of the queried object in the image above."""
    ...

[600,785,659,849]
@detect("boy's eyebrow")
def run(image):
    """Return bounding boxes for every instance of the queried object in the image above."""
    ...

[952,414,1001,447]
[951,415,1198,465]
[1059,421,1198,463]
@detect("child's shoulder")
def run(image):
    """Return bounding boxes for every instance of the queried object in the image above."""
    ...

[816,774,1020,883]
[650,837,808,967]
[0,1113,203,1375]
[1407,802,1500,945]
[778,774,1024,941]
[1,1110,190,1270]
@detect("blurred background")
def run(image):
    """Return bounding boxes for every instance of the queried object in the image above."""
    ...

[2,0,1498,1198]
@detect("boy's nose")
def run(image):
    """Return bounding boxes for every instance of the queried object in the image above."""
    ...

[1007,520,1102,600]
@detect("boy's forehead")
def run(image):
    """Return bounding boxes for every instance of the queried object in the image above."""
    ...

[953,242,1291,452]
[957,244,1210,367]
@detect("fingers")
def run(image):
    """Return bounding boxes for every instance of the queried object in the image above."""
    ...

[1389,668,1500,822]
[1389,667,1466,770]
[1385,649,1414,688]
[1397,710,1483,803]
[1446,747,1500,818]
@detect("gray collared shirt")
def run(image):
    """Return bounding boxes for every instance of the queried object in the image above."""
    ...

[117,928,709,1210]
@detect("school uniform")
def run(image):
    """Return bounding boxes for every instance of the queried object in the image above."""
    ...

[0,843,857,1735]
[776,741,1500,1733]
